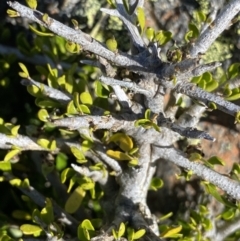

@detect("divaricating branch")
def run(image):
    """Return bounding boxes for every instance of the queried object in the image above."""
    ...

[190,0,240,57]
[176,82,240,116]
[7,1,145,70]
[154,146,240,200]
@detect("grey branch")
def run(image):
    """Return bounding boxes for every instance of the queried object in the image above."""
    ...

[21,78,72,104]
[215,216,240,241]
[0,133,46,150]
[176,83,240,116]
[99,76,151,96]
[190,0,240,57]
[94,144,122,175]
[155,147,240,200]
[52,115,135,131]
[7,1,144,70]
[158,115,215,141]
[71,164,108,185]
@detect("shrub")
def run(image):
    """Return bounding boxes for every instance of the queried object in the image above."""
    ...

[1,0,240,240]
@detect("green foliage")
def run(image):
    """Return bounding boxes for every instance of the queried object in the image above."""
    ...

[154,30,172,46]
[2,1,240,241]
[112,222,126,240]
[78,219,95,241]
[191,72,219,92]
[106,36,118,52]
[136,7,145,34]
[135,109,160,132]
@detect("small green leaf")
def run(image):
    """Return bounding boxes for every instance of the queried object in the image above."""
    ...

[25,0,37,9]
[108,133,134,152]
[145,27,155,41]
[80,92,93,105]
[4,149,21,161]
[161,225,182,238]
[0,161,12,172]
[61,167,75,184]
[191,75,202,84]
[112,229,118,240]
[127,228,134,241]
[225,93,240,101]
[56,152,68,171]
[12,210,31,220]
[38,109,49,122]
[154,30,172,45]
[189,152,202,161]
[20,224,42,235]
[106,0,116,8]
[82,140,93,152]
[40,198,54,224]
[32,208,41,223]
[203,182,236,208]
[222,209,235,220]
[29,25,54,36]
[71,19,79,29]
[65,186,86,213]
[118,222,125,238]
[71,146,86,163]
[235,111,240,124]
[128,159,138,167]
[205,80,218,92]
[18,62,29,78]
[198,78,206,90]
[133,229,146,240]
[136,7,145,34]
[81,181,95,190]
[11,125,20,136]
[79,104,91,114]
[134,119,152,128]
[21,178,30,188]
[37,138,50,149]
[228,63,240,79]
[65,41,81,53]
[67,100,78,115]
[94,80,109,98]
[206,156,225,167]
[208,102,217,110]
[27,85,42,97]
[193,10,206,23]
[144,109,151,120]
[150,177,164,191]
[128,147,139,155]
[188,23,199,39]
[7,9,20,17]
[159,212,173,221]
[81,219,95,230]
[106,36,118,52]
[106,150,132,161]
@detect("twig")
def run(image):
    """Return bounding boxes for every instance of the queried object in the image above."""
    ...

[176,82,240,116]
[71,164,108,185]
[21,78,72,104]
[158,115,215,141]
[0,133,46,150]
[94,144,122,174]
[154,146,240,200]
[190,0,240,57]
[52,115,135,131]
[99,76,151,96]
[7,1,144,70]
[215,216,240,241]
